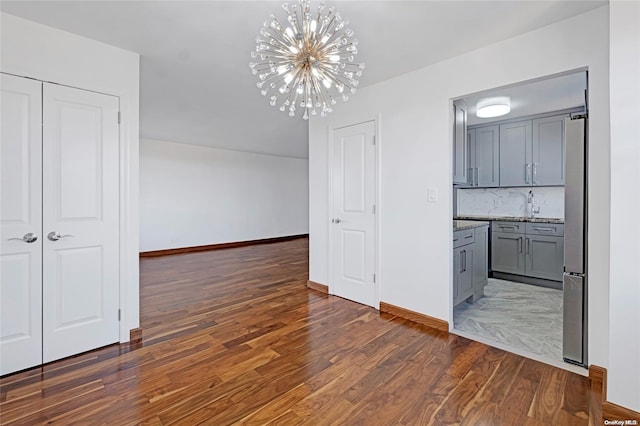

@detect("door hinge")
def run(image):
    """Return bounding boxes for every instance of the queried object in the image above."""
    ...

[118,309,121,321]
[117,111,121,124]
[373,273,376,283]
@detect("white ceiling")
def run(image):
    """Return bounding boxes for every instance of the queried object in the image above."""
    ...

[1,1,606,158]
[465,71,588,126]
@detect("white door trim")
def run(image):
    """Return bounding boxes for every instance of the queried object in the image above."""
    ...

[327,115,381,309]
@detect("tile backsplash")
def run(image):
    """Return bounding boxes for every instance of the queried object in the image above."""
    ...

[456,186,564,219]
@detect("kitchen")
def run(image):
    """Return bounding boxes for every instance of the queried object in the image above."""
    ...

[451,71,588,371]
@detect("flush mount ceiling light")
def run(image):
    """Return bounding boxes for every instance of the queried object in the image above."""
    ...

[476,96,511,118]
[250,0,364,120]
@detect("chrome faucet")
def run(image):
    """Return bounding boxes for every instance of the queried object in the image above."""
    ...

[528,190,540,218]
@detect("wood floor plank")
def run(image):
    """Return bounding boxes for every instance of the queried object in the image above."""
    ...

[0,238,600,424]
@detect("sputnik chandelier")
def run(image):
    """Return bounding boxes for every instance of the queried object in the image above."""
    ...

[250,0,364,120]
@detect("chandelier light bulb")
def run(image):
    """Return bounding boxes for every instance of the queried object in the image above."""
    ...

[250,0,364,119]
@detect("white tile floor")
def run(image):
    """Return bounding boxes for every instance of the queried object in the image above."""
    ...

[453,278,563,360]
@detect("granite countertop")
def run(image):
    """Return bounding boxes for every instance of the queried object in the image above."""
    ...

[455,215,564,224]
[453,220,490,231]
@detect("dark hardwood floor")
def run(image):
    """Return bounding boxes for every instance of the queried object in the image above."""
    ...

[1,238,600,424]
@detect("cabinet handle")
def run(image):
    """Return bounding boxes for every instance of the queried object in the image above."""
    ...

[459,250,465,273]
[475,167,479,186]
[533,163,538,185]
[533,227,554,232]
[463,250,466,272]
[464,234,473,239]
[526,237,530,254]
[499,225,516,230]
[518,237,523,253]
[525,163,530,183]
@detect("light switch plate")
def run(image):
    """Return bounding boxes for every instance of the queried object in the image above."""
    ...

[427,187,438,202]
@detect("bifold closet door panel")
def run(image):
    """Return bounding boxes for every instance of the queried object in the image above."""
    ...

[0,74,44,375]
[41,83,120,363]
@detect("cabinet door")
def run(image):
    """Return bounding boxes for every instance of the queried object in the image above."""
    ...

[467,128,476,186]
[474,125,500,187]
[525,235,564,281]
[491,232,525,275]
[453,103,468,184]
[472,226,489,302]
[499,120,532,186]
[532,115,565,186]
[454,246,473,305]
[453,246,460,301]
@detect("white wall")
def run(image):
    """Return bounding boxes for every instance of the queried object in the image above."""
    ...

[1,13,140,341]
[309,6,611,367]
[608,0,640,412]
[457,187,564,219]
[140,139,309,252]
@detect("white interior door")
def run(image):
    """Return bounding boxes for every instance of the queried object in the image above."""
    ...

[42,83,119,363]
[331,121,377,307]
[1,74,44,375]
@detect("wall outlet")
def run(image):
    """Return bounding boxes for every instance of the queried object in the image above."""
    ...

[428,187,438,202]
[494,199,501,207]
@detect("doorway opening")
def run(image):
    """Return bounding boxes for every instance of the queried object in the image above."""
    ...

[451,70,588,373]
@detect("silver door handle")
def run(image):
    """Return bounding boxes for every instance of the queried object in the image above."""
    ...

[47,231,74,241]
[518,237,523,253]
[8,232,38,243]
[331,218,342,224]
[526,237,530,254]
[533,163,538,185]
[525,163,531,183]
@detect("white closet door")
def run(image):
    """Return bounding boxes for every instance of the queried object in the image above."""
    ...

[42,83,119,363]
[0,74,43,375]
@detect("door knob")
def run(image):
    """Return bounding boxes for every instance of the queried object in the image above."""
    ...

[47,231,74,241]
[8,233,38,243]
[331,218,342,224]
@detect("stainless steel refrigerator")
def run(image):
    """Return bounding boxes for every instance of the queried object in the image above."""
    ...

[563,116,588,367]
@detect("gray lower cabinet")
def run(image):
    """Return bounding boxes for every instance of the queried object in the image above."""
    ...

[453,225,488,306]
[526,235,564,281]
[492,221,564,282]
[472,225,489,302]
[492,232,525,275]
[453,245,473,305]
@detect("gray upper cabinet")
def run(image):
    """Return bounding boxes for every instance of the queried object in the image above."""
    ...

[453,102,468,184]
[532,115,566,186]
[468,125,499,187]
[499,120,532,187]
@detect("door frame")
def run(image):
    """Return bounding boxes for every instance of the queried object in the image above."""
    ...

[2,71,132,344]
[327,114,381,309]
